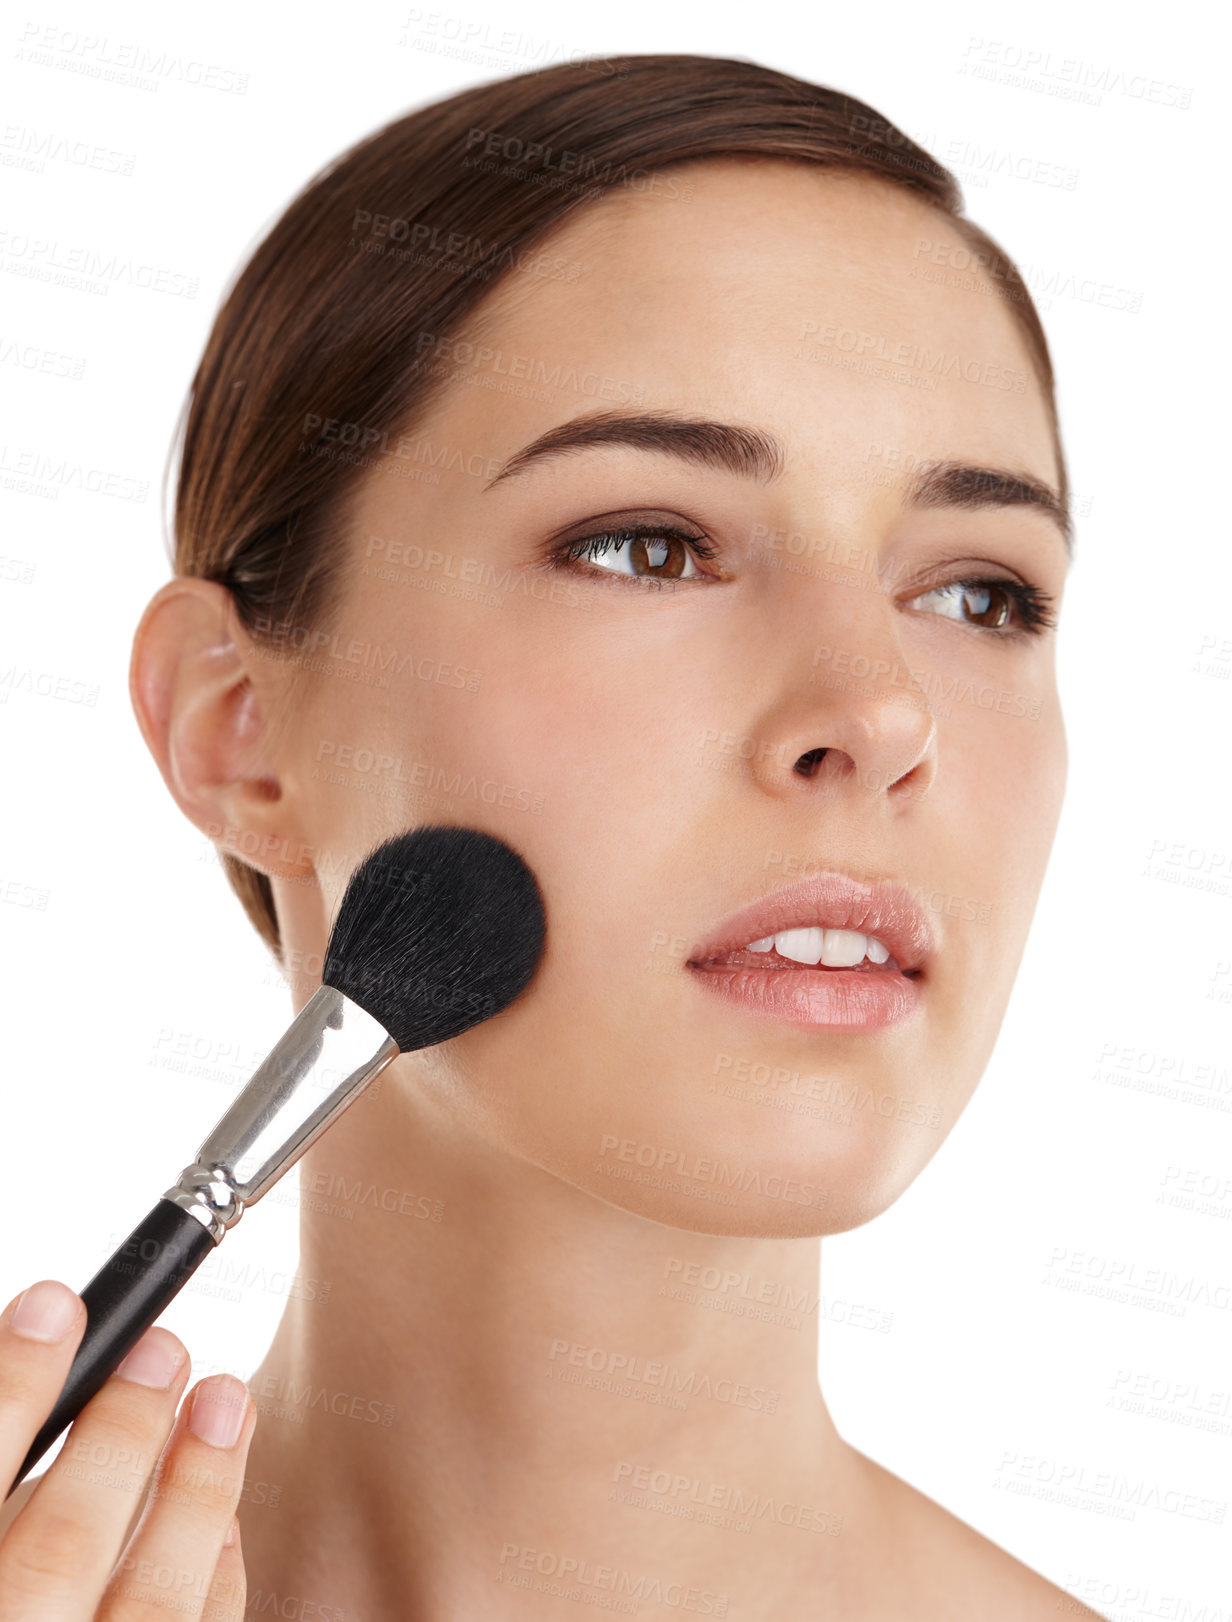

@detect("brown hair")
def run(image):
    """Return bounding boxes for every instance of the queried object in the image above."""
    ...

[171,52,1067,960]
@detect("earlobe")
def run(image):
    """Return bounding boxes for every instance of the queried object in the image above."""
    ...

[129,578,313,882]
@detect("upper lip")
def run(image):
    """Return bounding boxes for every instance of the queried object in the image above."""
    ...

[687,872,936,976]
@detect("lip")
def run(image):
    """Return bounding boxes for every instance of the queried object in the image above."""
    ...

[688,872,936,974]
[685,872,935,1032]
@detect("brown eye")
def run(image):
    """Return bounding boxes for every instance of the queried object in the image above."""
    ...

[556,526,711,582]
[629,535,687,577]
[959,582,1012,628]
[907,576,1054,635]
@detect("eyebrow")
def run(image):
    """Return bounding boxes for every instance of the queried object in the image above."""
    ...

[909,459,1071,552]
[483,408,1071,552]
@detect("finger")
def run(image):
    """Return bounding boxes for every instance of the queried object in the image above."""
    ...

[0,1281,87,1499]
[0,1324,190,1621]
[201,1518,245,1622]
[100,1374,255,1622]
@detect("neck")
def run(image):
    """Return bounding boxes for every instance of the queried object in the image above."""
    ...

[238,1056,869,1616]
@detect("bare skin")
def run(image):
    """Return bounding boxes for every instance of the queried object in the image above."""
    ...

[0,1301,254,1617]
[114,159,1106,1616]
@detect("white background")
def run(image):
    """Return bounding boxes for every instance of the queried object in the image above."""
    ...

[1,0,1228,1606]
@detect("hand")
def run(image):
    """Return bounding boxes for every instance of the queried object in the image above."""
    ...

[0,1279,256,1619]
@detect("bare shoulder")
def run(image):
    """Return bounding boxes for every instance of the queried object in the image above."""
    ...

[855,1449,1109,1620]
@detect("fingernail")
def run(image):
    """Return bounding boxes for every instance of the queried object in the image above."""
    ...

[115,1329,185,1389]
[189,1376,248,1448]
[10,1281,80,1344]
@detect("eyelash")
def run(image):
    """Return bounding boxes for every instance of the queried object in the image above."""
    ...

[549,525,1058,637]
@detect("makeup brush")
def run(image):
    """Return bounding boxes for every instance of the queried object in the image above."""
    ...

[8,823,545,1495]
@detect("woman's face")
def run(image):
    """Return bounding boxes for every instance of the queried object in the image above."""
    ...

[274,158,1069,1237]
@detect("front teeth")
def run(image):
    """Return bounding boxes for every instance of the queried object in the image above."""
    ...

[746,928,891,966]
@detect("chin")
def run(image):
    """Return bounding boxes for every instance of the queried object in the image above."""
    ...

[543,1089,947,1239]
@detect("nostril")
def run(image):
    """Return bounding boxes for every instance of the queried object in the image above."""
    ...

[794,748,827,778]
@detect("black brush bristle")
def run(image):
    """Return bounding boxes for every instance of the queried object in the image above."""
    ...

[322,825,546,1051]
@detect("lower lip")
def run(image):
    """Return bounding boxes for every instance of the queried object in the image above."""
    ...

[686,961,924,1030]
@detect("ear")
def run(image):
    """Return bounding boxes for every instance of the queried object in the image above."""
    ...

[129,578,313,884]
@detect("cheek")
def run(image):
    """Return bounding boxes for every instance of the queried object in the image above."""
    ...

[448,692,1067,1236]
[310,588,1067,1238]
[913,691,1066,1086]
[441,975,954,1238]
[292,631,551,912]
[942,679,1066,891]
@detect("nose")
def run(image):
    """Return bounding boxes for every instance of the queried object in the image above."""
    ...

[751,594,939,805]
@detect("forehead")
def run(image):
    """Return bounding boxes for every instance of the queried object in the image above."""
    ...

[430,157,1058,491]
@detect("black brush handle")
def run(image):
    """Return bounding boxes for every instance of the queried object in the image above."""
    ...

[7,1199,217,1497]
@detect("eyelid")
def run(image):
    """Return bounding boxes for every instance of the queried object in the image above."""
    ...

[894,555,1033,592]
[546,508,712,550]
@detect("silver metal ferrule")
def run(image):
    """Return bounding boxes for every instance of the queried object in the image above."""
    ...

[162,985,399,1243]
